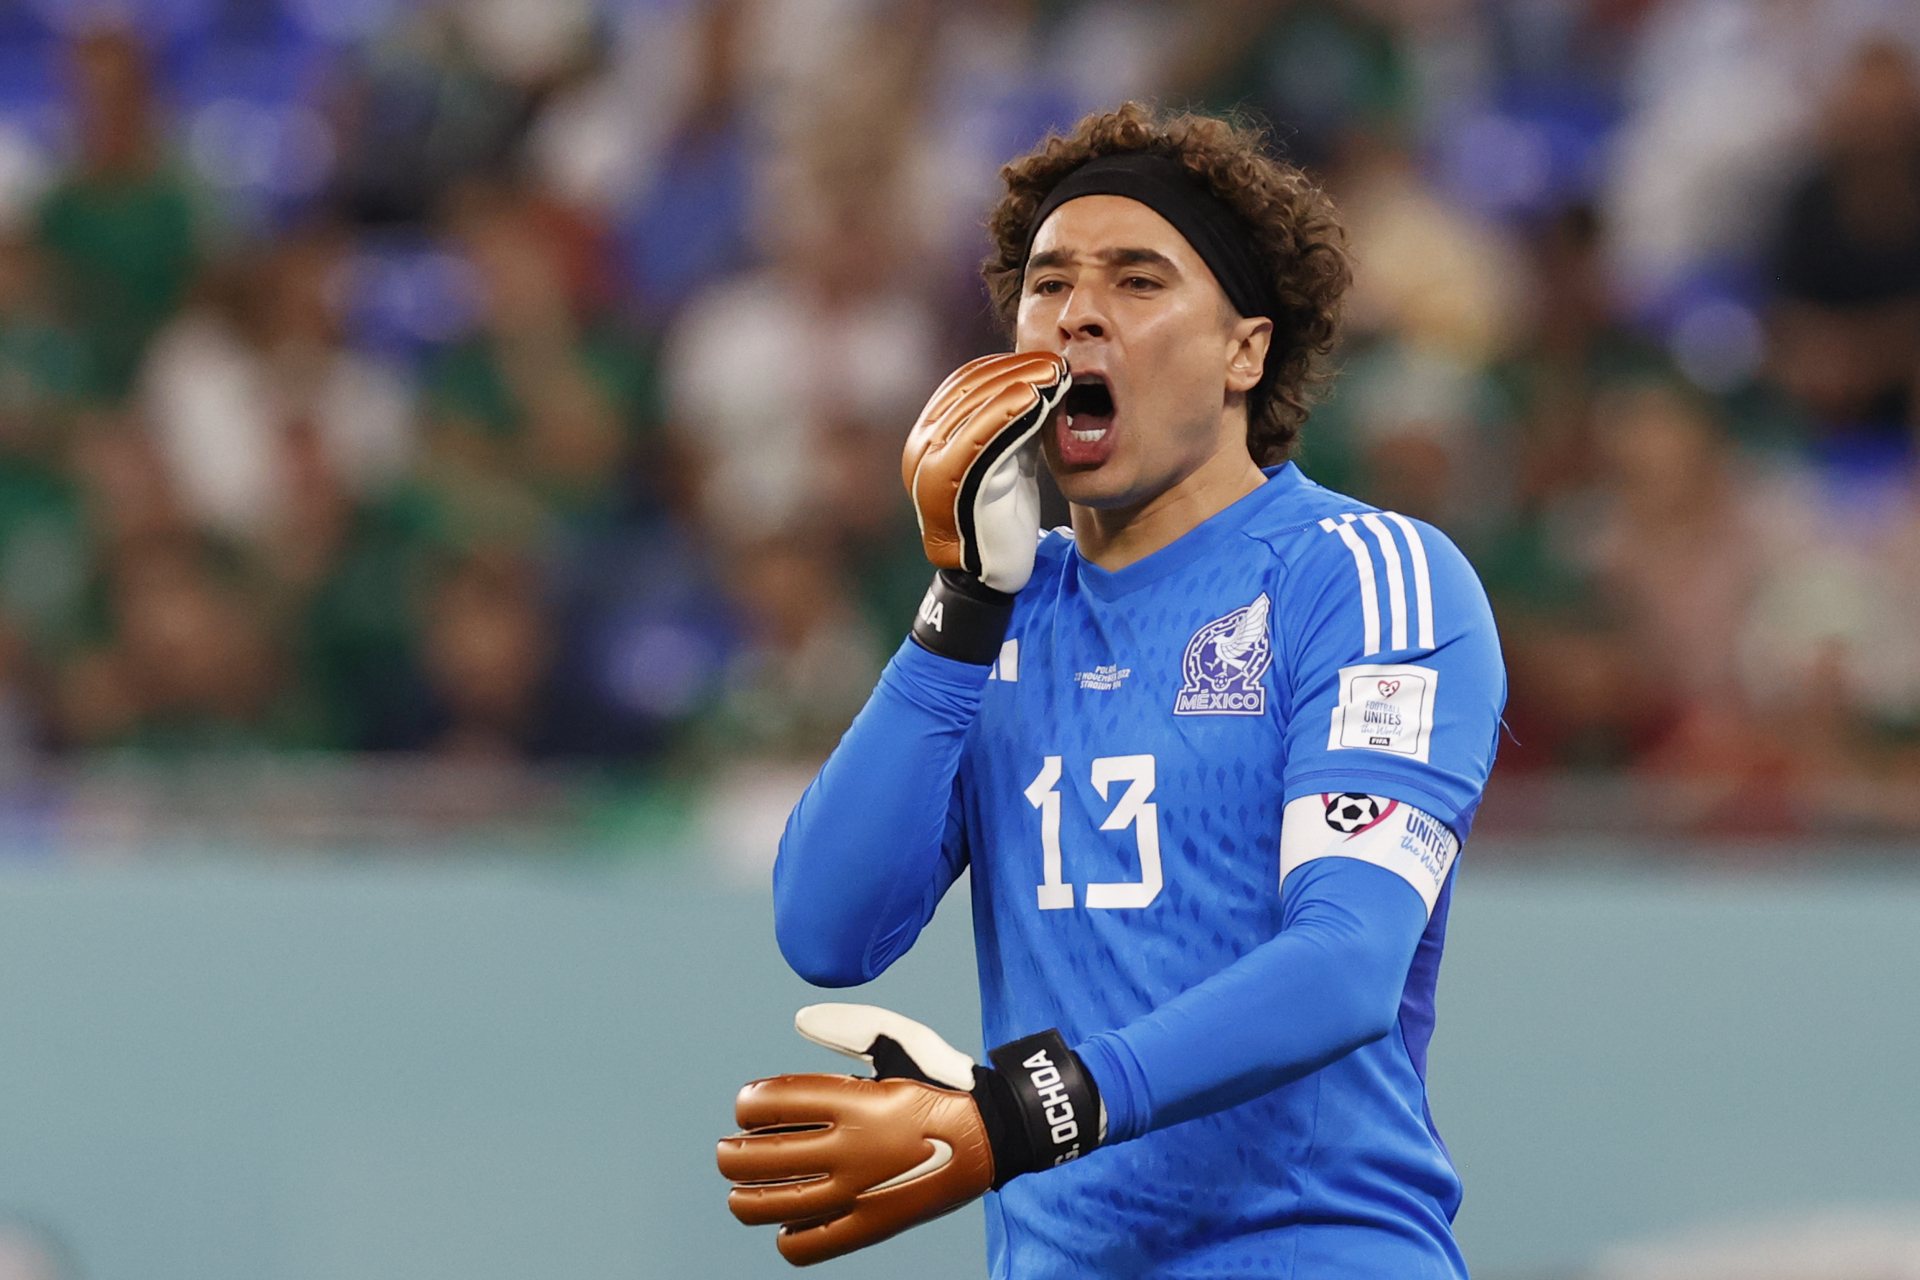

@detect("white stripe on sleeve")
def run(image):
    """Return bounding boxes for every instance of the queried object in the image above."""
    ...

[1359,513,1408,652]
[1382,511,1435,650]
[1328,516,1381,656]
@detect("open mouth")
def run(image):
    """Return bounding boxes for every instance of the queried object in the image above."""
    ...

[1061,377,1115,438]
[1055,373,1117,466]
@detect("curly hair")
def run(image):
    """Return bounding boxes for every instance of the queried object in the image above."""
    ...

[983,103,1352,463]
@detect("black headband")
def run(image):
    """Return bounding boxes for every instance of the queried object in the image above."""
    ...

[1022,151,1280,325]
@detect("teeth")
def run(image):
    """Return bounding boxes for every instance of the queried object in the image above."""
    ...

[1066,415,1108,443]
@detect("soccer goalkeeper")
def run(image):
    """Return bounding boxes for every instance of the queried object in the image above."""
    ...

[718,103,1506,1278]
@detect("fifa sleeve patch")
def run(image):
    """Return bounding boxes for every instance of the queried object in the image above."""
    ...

[1326,663,1438,762]
[1279,793,1458,914]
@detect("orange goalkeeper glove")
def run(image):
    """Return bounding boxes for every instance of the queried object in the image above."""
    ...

[899,352,1069,664]
[717,1003,1103,1267]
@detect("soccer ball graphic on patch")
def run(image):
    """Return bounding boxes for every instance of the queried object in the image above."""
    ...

[1323,793,1385,834]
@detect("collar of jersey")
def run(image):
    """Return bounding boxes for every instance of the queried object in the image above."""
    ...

[1071,462,1301,602]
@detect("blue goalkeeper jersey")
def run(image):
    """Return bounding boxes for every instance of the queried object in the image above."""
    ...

[952,462,1504,1277]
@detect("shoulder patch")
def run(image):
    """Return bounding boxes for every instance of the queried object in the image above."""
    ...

[1326,662,1439,761]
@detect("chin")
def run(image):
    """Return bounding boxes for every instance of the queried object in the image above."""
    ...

[1048,460,1142,511]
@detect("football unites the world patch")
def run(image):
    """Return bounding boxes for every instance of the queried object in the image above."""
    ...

[1174,594,1273,716]
[1327,662,1440,761]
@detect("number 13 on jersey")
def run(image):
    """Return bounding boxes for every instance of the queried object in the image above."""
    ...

[1024,755,1162,911]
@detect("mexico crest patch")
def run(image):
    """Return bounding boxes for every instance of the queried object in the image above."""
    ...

[1174,594,1273,716]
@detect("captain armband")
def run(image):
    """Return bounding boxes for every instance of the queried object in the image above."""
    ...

[1278,793,1460,915]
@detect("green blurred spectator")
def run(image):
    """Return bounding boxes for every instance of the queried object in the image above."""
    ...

[57,539,305,753]
[0,238,92,676]
[52,418,318,751]
[0,237,90,439]
[420,187,660,543]
[1470,210,1676,770]
[0,456,87,664]
[701,536,881,758]
[139,234,416,558]
[36,29,198,402]
[1177,0,1407,167]
[418,549,553,758]
[293,493,441,751]
[1476,207,1668,619]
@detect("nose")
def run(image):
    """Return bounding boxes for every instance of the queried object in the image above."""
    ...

[1057,281,1109,342]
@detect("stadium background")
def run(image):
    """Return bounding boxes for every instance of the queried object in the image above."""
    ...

[0,0,1913,1275]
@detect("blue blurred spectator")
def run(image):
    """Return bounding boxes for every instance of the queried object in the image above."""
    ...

[324,10,527,229]
[1603,0,1920,313]
[610,0,754,321]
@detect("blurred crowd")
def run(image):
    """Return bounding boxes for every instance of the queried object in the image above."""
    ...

[0,0,1915,820]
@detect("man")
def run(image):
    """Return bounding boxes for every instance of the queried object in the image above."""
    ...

[717,103,1505,1278]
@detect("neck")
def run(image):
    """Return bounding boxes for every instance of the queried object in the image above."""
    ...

[1069,440,1268,571]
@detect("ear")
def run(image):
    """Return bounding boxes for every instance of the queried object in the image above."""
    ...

[1225,316,1272,395]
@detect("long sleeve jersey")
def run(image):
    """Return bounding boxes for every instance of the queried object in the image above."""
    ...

[776,463,1506,1279]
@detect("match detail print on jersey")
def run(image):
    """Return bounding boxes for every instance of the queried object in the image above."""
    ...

[1318,512,1435,656]
[1328,663,1440,762]
[1278,793,1459,915]
[1173,593,1272,716]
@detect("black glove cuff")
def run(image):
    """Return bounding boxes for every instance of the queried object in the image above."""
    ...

[909,570,1014,666]
[972,1029,1101,1188]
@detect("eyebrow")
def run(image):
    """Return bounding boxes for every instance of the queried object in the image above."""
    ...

[1025,246,1182,274]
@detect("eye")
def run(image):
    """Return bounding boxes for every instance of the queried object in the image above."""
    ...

[1121,274,1159,292]
[1031,278,1067,296]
